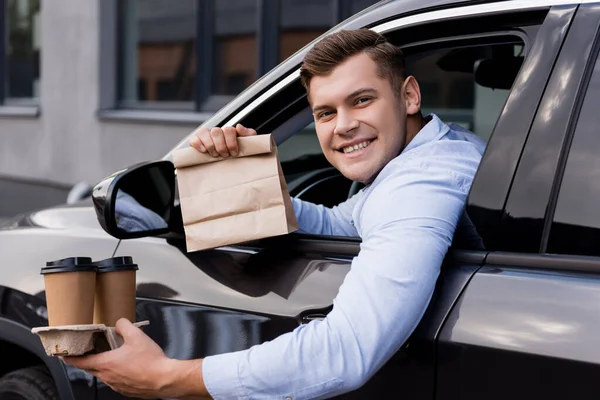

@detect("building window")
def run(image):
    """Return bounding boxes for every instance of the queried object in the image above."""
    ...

[213,0,258,97]
[1,0,41,104]
[278,0,335,62]
[116,0,378,112]
[118,0,197,110]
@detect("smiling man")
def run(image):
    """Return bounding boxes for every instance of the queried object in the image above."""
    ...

[64,29,486,399]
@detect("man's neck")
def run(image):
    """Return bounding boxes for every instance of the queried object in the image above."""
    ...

[404,114,429,150]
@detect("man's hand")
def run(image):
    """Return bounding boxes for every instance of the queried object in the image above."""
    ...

[62,318,209,399]
[190,124,257,157]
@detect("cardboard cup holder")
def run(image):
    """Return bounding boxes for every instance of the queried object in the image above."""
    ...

[32,321,149,357]
[34,256,144,357]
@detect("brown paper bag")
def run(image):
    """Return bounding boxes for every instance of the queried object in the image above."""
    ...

[172,134,298,252]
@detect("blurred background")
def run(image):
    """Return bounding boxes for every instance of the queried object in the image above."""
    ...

[0,0,379,220]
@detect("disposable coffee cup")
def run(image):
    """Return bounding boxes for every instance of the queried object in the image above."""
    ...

[93,256,138,327]
[41,257,97,326]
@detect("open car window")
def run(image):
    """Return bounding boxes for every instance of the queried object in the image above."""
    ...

[275,38,525,214]
[414,42,525,141]
[169,36,527,237]
[163,8,535,244]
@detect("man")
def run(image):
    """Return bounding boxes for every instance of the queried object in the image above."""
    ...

[64,29,486,399]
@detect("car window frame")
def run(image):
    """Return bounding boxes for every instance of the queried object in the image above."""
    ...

[204,11,555,249]
[162,1,575,254]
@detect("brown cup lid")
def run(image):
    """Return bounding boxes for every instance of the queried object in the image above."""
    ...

[41,257,97,275]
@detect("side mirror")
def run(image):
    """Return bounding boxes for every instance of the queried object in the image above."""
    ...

[92,160,175,239]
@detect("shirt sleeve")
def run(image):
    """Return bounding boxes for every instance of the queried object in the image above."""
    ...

[290,194,360,237]
[115,190,168,232]
[202,160,474,400]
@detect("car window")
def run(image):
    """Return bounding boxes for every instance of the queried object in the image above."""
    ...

[165,17,533,245]
[546,50,600,256]
[275,39,524,215]
[412,43,524,142]
[278,122,321,163]
[279,121,352,208]
[277,40,523,163]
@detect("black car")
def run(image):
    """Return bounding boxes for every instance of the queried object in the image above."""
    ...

[2,0,600,398]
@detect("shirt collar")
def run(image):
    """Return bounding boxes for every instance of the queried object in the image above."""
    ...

[401,113,449,154]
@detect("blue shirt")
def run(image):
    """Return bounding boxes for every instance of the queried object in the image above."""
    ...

[115,190,168,232]
[203,114,486,399]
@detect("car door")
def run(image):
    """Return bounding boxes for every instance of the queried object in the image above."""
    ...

[437,3,600,399]
[98,2,574,399]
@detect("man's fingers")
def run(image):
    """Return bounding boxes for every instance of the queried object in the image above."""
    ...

[62,354,107,371]
[210,127,230,158]
[192,125,256,157]
[236,124,257,136]
[189,136,206,153]
[115,318,141,342]
[222,126,239,156]
[197,129,218,157]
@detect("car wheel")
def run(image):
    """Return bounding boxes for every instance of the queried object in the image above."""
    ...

[0,365,59,400]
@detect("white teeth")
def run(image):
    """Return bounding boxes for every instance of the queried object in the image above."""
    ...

[343,140,372,153]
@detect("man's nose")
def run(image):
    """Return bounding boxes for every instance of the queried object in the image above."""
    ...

[334,111,359,135]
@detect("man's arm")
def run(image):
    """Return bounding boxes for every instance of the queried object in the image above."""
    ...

[61,157,476,400]
[201,159,474,399]
[291,194,361,237]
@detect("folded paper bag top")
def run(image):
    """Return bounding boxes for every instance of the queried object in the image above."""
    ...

[173,134,273,168]
[173,134,298,252]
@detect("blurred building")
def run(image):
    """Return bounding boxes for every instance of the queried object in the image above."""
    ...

[0,0,377,215]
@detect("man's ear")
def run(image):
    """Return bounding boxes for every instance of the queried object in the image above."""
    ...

[402,76,421,116]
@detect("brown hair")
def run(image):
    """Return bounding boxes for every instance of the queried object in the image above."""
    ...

[300,29,406,96]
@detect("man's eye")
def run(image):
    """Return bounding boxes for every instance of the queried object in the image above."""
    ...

[319,111,334,119]
[356,97,371,105]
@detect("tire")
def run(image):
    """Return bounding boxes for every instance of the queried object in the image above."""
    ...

[0,365,59,400]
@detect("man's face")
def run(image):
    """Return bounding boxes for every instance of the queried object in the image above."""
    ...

[309,53,416,184]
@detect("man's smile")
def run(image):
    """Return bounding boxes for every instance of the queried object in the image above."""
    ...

[337,138,376,160]
[339,138,375,153]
